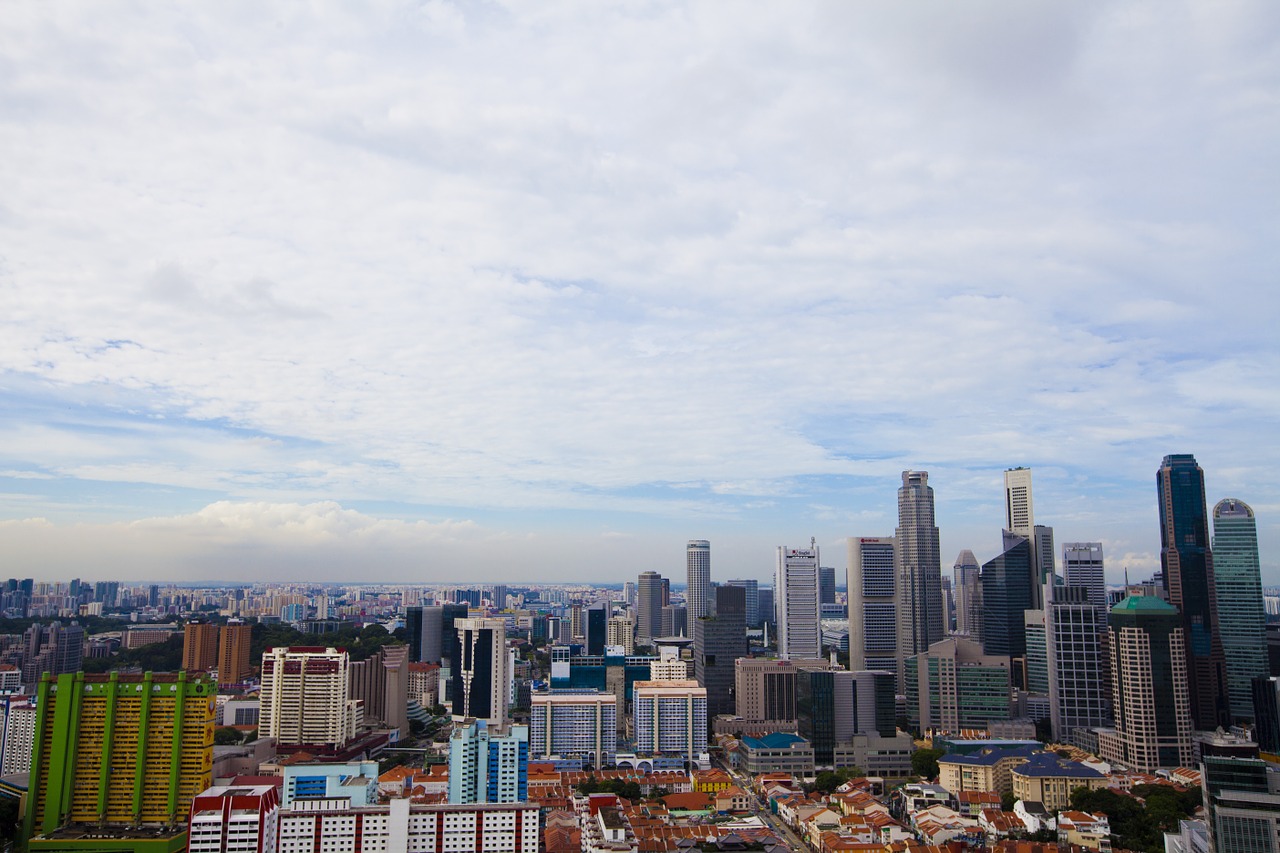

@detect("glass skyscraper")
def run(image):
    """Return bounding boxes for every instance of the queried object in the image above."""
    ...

[1213,498,1268,722]
[1157,454,1229,730]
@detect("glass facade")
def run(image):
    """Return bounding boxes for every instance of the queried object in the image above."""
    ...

[1213,499,1268,722]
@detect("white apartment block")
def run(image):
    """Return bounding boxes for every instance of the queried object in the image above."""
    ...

[530,689,617,767]
[188,785,281,853]
[276,798,538,853]
[260,647,361,750]
[0,698,35,775]
[632,680,707,766]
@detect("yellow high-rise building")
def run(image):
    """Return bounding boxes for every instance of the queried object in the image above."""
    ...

[23,670,215,848]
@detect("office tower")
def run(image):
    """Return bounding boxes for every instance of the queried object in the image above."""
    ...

[1062,543,1106,618]
[1105,595,1193,772]
[448,719,529,804]
[632,680,707,765]
[489,584,508,610]
[636,571,664,647]
[940,575,955,633]
[1046,585,1108,744]
[686,540,711,621]
[1004,467,1034,536]
[606,614,634,653]
[1213,498,1268,722]
[187,784,281,853]
[405,606,424,661]
[953,550,982,638]
[438,603,467,664]
[819,566,836,607]
[1023,609,1048,694]
[776,543,821,660]
[896,471,944,686]
[795,667,897,766]
[757,588,774,629]
[260,647,362,751]
[904,637,1012,734]
[694,585,747,721]
[23,671,215,843]
[623,581,635,609]
[529,689,617,767]
[216,620,252,684]
[1158,454,1229,729]
[569,604,584,641]
[735,658,798,722]
[847,537,897,678]
[1254,677,1280,754]
[1202,756,1280,853]
[584,602,609,656]
[451,618,509,727]
[348,644,409,733]
[1031,524,1055,609]
[981,532,1033,659]
[660,605,687,638]
[726,579,759,627]
[183,621,220,673]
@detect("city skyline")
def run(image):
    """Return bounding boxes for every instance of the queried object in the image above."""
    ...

[1,3,1277,585]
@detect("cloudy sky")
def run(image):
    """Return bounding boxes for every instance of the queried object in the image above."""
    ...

[1,1,1277,586]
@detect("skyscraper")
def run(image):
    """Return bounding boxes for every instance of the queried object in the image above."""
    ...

[451,618,509,727]
[1213,498,1268,722]
[633,680,707,765]
[775,543,821,660]
[686,540,711,621]
[1062,543,1106,618]
[216,620,253,685]
[1031,524,1056,609]
[727,579,760,627]
[448,719,529,804]
[981,532,1033,660]
[1046,585,1108,744]
[261,647,362,752]
[183,621,219,673]
[1104,595,1193,772]
[896,471,944,687]
[694,584,747,720]
[1157,454,1229,729]
[847,537,897,674]
[24,671,215,844]
[953,550,982,638]
[636,571,664,647]
[819,566,837,607]
[1004,467,1034,537]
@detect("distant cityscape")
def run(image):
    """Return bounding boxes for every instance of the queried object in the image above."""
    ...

[0,456,1275,852]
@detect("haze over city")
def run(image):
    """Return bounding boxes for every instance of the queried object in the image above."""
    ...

[1,1,1277,584]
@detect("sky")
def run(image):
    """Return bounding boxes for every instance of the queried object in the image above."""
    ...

[1,1,1278,587]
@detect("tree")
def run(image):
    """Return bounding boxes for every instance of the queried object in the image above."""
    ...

[811,771,844,794]
[1001,790,1017,812]
[214,727,244,746]
[911,747,944,780]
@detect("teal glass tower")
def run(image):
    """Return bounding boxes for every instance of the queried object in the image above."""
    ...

[1213,498,1268,722]
[1157,454,1229,729]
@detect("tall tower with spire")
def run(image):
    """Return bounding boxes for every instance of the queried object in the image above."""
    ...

[896,471,943,687]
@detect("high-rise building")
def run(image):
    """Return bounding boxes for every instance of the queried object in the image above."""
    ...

[1031,524,1056,609]
[896,471,944,687]
[18,621,84,684]
[694,585,747,721]
[216,620,253,685]
[183,621,220,673]
[1104,595,1193,772]
[953,550,982,639]
[276,799,538,853]
[632,680,707,766]
[1024,609,1048,694]
[795,666,897,766]
[1,696,36,776]
[686,540,711,622]
[660,605,687,638]
[636,572,664,647]
[904,637,1011,734]
[1046,585,1108,745]
[1157,454,1229,729]
[349,644,409,733]
[757,588,774,631]
[1004,467,1034,537]
[726,579,760,627]
[735,658,798,723]
[187,785,281,853]
[1202,756,1280,853]
[606,614,634,654]
[529,689,617,767]
[1213,498,1268,722]
[260,647,362,752]
[1062,543,1106,618]
[847,537,897,674]
[775,544,821,660]
[405,606,426,662]
[584,603,609,657]
[451,618,510,727]
[981,532,1033,660]
[448,719,529,804]
[819,566,837,607]
[623,581,635,610]
[1254,677,1280,754]
[24,671,215,844]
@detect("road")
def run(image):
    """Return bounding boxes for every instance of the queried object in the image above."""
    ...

[718,758,810,852]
